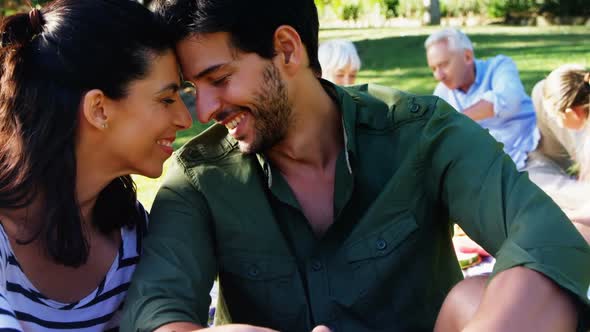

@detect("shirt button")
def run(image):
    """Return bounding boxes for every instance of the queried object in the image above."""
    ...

[248,265,260,277]
[376,238,387,250]
[410,104,420,113]
[311,260,322,271]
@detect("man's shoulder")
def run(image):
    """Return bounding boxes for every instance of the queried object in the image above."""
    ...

[344,83,442,126]
[485,54,516,69]
[174,124,237,167]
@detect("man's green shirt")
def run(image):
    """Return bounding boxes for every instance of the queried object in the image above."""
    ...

[122,83,590,332]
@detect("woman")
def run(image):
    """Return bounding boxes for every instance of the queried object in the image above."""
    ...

[525,64,590,241]
[318,39,361,86]
[0,0,191,330]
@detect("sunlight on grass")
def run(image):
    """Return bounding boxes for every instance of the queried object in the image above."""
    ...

[133,160,171,211]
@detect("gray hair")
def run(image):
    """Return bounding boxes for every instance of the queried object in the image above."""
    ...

[318,39,361,75]
[424,28,473,52]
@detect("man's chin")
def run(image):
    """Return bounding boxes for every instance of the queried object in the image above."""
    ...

[443,82,456,90]
[237,140,256,154]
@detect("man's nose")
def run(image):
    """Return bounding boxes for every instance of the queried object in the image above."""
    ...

[434,68,445,81]
[195,87,221,124]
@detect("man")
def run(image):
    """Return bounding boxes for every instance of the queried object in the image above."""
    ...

[425,28,539,170]
[121,1,590,331]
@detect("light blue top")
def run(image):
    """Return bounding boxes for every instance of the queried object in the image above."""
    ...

[433,54,539,169]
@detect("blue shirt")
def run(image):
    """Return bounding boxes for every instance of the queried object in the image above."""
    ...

[433,55,539,169]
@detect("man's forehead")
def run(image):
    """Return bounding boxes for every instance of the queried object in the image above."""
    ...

[427,42,455,62]
[176,33,238,76]
[178,33,240,61]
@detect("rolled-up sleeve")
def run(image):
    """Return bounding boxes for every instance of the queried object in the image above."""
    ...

[484,56,528,118]
[422,98,590,321]
[121,160,216,332]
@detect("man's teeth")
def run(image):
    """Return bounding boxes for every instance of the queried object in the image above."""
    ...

[157,140,173,147]
[225,113,246,130]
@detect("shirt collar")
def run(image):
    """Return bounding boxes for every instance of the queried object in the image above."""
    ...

[473,57,484,87]
[323,79,357,173]
[255,79,359,188]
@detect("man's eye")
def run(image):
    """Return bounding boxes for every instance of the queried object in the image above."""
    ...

[212,75,229,86]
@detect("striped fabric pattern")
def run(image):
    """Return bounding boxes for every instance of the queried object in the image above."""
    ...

[0,206,147,331]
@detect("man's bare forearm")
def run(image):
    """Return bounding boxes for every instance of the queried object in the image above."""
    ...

[462,100,494,121]
[462,266,577,332]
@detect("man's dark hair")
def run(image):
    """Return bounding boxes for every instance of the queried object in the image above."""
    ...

[153,0,321,76]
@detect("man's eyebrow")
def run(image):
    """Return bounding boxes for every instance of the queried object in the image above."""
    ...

[193,63,228,80]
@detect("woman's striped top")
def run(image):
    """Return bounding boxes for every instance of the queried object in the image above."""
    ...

[0,206,147,331]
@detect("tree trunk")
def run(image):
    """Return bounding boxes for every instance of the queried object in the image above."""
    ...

[423,0,441,25]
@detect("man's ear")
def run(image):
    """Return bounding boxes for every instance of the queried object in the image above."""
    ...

[81,89,109,130]
[464,49,474,65]
[273,25,305,75]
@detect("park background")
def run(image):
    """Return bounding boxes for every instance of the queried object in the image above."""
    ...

[1,0,588,209]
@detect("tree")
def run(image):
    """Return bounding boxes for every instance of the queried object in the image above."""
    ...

[423,0,441,25]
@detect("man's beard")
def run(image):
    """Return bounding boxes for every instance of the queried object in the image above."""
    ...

[238,62,292,154]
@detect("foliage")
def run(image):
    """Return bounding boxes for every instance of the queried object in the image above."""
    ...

[315,0,589,21]
[440,0,482,16]
[382,0,400,17]
[397,0,424,17]
[0,0,51,16]
[342,4,361,20]
[485,0,539,18]
[539,0,590,16]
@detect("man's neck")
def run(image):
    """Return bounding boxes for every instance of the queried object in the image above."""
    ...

[266,78,343,174]
[458,62,476,93]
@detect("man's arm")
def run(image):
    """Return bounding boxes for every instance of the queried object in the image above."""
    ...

[121,161,218,331]
[463,267,577,331]
[423,98,590,330]
[467,56,528,121]
[461,99,494,121]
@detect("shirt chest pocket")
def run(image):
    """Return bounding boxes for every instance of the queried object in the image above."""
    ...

[332,213,420,322]
[219,255,305,327]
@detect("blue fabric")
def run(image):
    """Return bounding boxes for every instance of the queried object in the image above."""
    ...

[433,54,539,169]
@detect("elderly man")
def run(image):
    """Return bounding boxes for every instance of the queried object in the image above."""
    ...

[425,28,539,170]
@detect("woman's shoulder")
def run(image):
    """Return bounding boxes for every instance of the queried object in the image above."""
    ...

[119,201,149,259]
[531,79,545,105]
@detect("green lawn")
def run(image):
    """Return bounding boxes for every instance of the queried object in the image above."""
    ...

[135,25,590,210]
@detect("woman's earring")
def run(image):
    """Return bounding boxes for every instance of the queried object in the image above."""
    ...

[102,122,108,129]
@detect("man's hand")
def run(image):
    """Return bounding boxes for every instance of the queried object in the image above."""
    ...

[155,323,278,332]
[156,322,331,332]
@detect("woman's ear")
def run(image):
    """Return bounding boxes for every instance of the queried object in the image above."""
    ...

[563,105,588,130]
[273,25,305,75]
[81,89,109,130]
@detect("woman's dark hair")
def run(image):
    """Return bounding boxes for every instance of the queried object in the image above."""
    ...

[0,0,173,267]
[152,0,321,76]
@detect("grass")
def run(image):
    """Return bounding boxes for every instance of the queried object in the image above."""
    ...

[135,25,590,210]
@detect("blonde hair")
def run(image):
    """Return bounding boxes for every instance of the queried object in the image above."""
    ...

[542,64,590,118]
[543,64,590,180]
